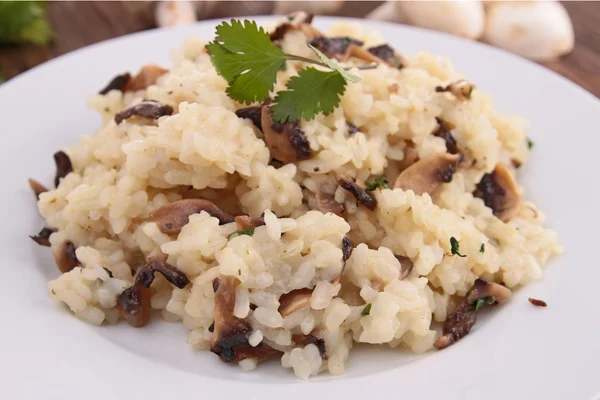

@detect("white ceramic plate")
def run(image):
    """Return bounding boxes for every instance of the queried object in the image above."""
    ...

[1,16,598,400]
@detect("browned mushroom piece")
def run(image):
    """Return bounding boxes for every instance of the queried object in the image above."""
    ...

[308,37,365,61]
[235,215,265,230]
[28,178,48,199]
[393,153,460,195]
[53,151,73,188]
[118,259,189,328]
[53,241,80,273]
[30,227,56,247]
[292,333,327,357]
[126,65,169,92]
[114,100,173,125]
[342,237,353,262]
[396,142,419,172]
[473,164,521,222]
[261,106,312,164]
[315,190,346,216]
[434,279,511,349]
[528,298,547,307]
[149,199,235,234]
[432,118,459,155]
[278,288,313,318]
[235,106,263,131]
[211,276,281,362]
[270,11,322,41]
[338,177,377,211]
[394,255,414,280]
[98,72,132,95]
[366,44,404,69]
[435,80,476,100]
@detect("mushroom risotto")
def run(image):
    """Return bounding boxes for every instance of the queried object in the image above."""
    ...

[29,14,562,379]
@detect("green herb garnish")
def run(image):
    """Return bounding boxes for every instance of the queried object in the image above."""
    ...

[480,243,485,254]
[207,19,360,123]
[0,1,53,45]
[450,237,466,257]
[228,227,255,239]
[466,85,474,99]
[527,138,534,150]
[361,303,372,316]
[473,296,495,311]
[365,176,389,191]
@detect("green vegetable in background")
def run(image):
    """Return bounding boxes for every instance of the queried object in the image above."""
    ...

[0,1,53,46]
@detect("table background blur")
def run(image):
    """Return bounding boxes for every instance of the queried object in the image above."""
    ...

[0,1,598,97]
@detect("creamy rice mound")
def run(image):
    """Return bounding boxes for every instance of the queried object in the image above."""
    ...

[34,19,562,379]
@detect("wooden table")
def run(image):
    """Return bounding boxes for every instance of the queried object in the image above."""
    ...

[1,1,598,97]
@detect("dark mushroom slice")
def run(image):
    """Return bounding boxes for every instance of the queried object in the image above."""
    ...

[211,276,281,362]
[114,100,173,125]
[292,333,327,357]
[473,164,521,222]
[270,11,321,41]
[308,37,364,60]
[125,64,169,92]
[98,72,132,95]
[53,151,73,188]
[347,121,359,136]
[28,178,48,199]
[278,288,313,318]
[393,153,460,195]
[342,237,353,262]
[235,215,265,230]
[366,44,404,69]
[434,278,511,349]
[261,106,312,164]
[118,259,189,328]
[30,227,56,247]
[235,106,263,131]
[149,199,235,234]
[338,177,377,211]
[433,118,459,155]
[315,190,346,216]
[435,80,476,100]
[53,241,80,273]
[528,298,547,307]
[394,255,414,280]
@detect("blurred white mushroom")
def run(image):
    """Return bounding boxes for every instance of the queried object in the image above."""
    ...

[483,1,574,61]
[274,0,344,16]
[393,0,485,39]
[365,2,406,23]
[155,1,196,28]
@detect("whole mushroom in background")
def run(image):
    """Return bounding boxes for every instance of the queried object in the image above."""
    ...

[367,0,574,61]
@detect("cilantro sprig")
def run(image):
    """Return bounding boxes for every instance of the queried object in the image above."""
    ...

[207,19,360,123]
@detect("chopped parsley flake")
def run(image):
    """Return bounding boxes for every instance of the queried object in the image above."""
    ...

[480,243,485,253]
[365,176,389,191]
[473,296,495,311]
[361,303,372,316]
[450,237,466,257]
[228,227,255,239]
[527,138,534,150]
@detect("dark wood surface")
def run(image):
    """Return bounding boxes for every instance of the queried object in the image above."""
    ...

[0,1,598,97]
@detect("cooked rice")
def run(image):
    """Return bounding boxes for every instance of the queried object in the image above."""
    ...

[36,20,562,379]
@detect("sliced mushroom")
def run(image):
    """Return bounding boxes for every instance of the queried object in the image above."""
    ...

[393,153,460,195]
[342,237,353,263]
[30,227,56,247]
[473,164,521,222]
[278,288,313,318]
[114,100,173,125]
[308,37,364,60]
[53,241,80,273]
[292,333,327,357]
[338,177,377,211]
[396,141,419,172]
[394,255,414,280]
[315,190,346,216]
[261,106,312,164]
[126,65,169,92]
[433,118,459,155]
[235,215,265,230]
[98,72,132,95]
[436,80,476,101]
[118,259,189,328]
[235,106,263,131]
[270,11,322,41]
[211,276,281,362]
[28,178,48,199]
[54,151,73,188]
[434,279,511,349]
[366,44,404,69]
[149,198,235,234]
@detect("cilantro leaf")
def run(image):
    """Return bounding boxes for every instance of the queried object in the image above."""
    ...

[365,176,389,191]
[450,236,466,257]
[308,43,360,83]
[527,138,534,150]
[228,227,255,239]
[473,296,495,311]
[361,303,372,316]
[480,243,485,253]
[206,19,287,104]
[271,67,346,123]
